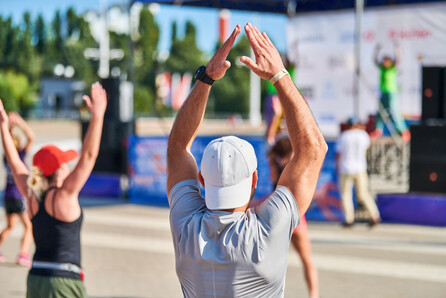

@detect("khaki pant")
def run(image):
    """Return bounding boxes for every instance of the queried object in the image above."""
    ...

[340,171,380,224]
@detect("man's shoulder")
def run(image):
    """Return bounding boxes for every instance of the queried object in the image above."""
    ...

[168,179,203,208]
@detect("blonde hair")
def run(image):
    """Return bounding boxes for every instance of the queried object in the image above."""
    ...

[26,166,49,200]
[11,133,22,151]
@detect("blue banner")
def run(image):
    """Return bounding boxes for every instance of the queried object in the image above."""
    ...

[128,136,273,207]
[128,136,344,222]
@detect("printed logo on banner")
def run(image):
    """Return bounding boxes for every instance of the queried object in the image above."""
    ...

[299,34,325,43]
[298,56,314,70]
[339,31,355,43]
[327,56,345,69]
[299,86,314,101]
[321,81,338,100]
[363,30,375,43]
[389,29,432,40]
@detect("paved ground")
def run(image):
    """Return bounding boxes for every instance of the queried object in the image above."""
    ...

[1,198,445,298]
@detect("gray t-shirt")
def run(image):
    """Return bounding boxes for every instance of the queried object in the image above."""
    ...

[168,179,299,298]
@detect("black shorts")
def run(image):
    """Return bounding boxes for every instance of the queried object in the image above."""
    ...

[4,198,26,214]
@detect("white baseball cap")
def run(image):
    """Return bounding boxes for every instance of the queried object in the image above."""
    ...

[200,136,258,210]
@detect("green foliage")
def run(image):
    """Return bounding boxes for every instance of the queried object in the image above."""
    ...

[0,7,254,118]
[0,71,35,112]
[0,7,99,112]
[35,14,46,55]
[133,85,155,114]
[109,31,131,78]
[49,10,65,65]
[133,7,160,114]
[209,36,251,117]
[17,12,39,82]
[164,21,205,74]
[2,17,20,69]
[0,76,17,112]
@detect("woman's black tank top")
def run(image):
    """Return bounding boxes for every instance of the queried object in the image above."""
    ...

[30,187,83,280]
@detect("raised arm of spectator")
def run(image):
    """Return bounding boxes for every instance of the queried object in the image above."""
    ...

[241,23,327,216]
[59,83,107,198]
[8,112,35,153]
[374,44,381,66]
[167,25,241,195]
[0,102,29,197]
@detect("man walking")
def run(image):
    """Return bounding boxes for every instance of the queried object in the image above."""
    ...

[336,118,381,227]
[166,23,327,297]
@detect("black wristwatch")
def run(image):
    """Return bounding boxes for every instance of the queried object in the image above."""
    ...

[194,65,215,86]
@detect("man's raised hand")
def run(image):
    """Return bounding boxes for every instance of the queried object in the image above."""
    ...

[205,24,241,81]
[240,23,284,81]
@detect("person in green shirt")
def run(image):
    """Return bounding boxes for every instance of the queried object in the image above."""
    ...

[370,43,411,142]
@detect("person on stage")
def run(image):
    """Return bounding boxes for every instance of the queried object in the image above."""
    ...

[370,43,411,142]
[0,83,106,297]
[0,112,34,267]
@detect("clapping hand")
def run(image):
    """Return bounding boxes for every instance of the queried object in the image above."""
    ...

[8,112,25,128]
[240,23,285,80]
[205,24,241,81]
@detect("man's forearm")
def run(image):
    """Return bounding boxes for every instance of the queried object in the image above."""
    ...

[274,75,326,158]
[168,81,212,151]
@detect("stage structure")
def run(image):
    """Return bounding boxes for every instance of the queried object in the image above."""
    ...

[134,0,446,137]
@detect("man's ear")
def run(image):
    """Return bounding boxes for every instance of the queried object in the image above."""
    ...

[252,170,258,189]
[198,171,205,187]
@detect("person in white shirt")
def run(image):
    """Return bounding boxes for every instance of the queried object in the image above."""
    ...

[336,118,381,227]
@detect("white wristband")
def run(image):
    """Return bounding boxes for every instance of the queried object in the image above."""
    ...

[269,69,289,85]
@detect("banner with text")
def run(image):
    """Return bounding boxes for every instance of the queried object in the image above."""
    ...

[128,136,344,222]
[287,3,446,137]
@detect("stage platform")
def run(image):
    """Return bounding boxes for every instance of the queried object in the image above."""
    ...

[377,192,446,227]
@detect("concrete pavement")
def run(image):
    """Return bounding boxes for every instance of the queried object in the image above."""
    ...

[1,200,445,298]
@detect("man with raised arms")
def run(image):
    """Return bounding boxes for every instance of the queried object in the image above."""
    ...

[166,23,327,297]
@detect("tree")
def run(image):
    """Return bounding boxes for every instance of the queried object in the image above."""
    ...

[50,10,65,65]
[66,7,78,38]
[35,14,46,55]
[17,12,39,82]
[164,21,205,74]
[133,7,160,114]
[64,9,97,85]
[0,75,18,112]
[0,71,36,113]
[3,17,19,69]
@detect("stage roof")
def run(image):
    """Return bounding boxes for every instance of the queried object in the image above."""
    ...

[133,0,445,14]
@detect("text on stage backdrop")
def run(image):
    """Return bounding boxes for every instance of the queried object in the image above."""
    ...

[287,3,446,137]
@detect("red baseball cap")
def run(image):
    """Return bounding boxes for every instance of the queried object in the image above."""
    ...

[33,145,78,177]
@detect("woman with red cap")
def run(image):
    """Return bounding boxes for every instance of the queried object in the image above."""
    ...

[0,83,106,297]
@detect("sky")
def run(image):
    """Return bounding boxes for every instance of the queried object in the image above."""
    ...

[0,0,288,54]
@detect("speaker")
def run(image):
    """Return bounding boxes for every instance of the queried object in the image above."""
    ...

[410,124,446,193]
[81,120,135,174]
[101,78,120,121]
[421,67,444,121]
